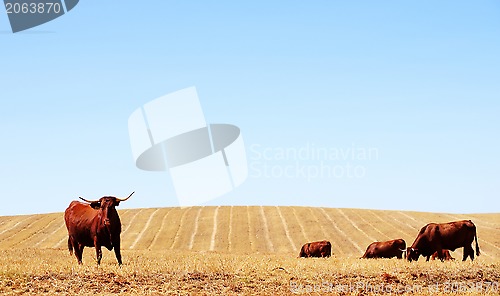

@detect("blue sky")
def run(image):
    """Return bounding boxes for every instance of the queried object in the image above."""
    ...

[1,1,499,215]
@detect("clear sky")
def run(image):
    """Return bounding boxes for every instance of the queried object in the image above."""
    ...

[1,1,499,215]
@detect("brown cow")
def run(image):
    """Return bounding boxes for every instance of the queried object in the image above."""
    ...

[64,192,134,265]
[361,239,406,259]
[299,240,331,258]
[407,220,480,262]
[431,249,455,261]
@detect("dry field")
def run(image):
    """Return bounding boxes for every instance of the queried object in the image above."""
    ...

[0,206,498,295]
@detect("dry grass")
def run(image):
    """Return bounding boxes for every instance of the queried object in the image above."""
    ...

[0,206,498,295]
[0,249,498,295]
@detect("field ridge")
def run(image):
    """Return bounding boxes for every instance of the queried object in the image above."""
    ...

[0,206,498,259]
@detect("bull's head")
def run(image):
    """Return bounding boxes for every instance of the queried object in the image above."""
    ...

[406,247,420,261]
[79,192,134,226]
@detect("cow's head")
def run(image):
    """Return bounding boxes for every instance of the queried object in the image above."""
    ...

[406,247,420,261]
[80,192,134,226]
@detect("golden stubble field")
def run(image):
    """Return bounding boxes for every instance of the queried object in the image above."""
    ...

[0,206,498,295]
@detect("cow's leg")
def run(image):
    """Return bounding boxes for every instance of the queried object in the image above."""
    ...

[113,239,122,265]
[67,237,73,255]
[465,245,474,261]
[462,246,474,261]
[435,246,444,262]
[74,243,84,264]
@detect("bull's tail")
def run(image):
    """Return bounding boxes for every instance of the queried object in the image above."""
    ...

[474,229,480,257]
[67,237,73,255]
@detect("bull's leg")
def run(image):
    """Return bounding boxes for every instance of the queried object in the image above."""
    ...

[113,239,122,265]
[95,247,102,265]
[94,238,102,265]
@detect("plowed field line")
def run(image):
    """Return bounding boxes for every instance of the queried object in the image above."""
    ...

[228,206,233,252]
[397,211,422,226]
[260,206,274,253]
[276,207,296,252]
[129,209,160,249]
[149,209,172,249]
[246,206,254,252]
[54,237,67,249]
[307,208,338,253]
[170,207,192,250]
[1,216,44,244]
[320,208,363,254]
[123,209,143,234]
[442,214,498,231]
[477,237,500,252]
[292,207,308,243]
[0,216,33,236]
[468,217,498,227]
[352,211,390,240]
[209,206,220,251]
[368,210,410,238]
[13,216,59,247]
[36,223,65,248]
[385,212,419,233]
[337,209,376,242]
[188,208,202,250]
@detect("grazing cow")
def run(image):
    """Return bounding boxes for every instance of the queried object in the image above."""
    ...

[431,249,455,261]
[64,192,134,265]
[361,239,406,259]
[299,240,332,258]
[407,220,480,262]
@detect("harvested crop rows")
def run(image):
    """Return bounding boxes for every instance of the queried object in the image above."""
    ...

[0,207,498,259]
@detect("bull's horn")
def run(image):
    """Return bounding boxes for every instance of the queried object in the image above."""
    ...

[79,197,97,203]
[399,248,406,252]
[117,191,135,202]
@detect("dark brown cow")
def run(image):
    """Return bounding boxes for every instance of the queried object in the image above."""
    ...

[299,240,331,258]
[431,249,455,261]
[64,192,134,265]
[361,239,406,259]
[407,220,480,262]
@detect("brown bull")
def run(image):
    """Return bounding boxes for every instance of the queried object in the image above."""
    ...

[407,220,480,262]
[431,249,455,261]
[64,192,134,265]
[361,238,406,259]
[299,240,331,258]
